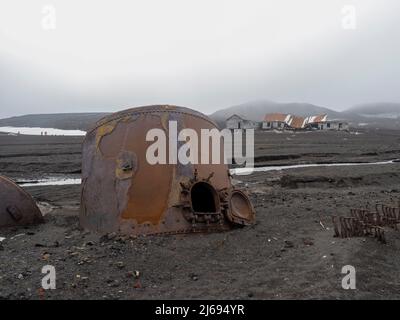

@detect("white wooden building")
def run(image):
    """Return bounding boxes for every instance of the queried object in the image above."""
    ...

[226,114,260,129]
[314,120,349,131]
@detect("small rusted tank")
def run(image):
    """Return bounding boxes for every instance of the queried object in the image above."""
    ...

[0,175,44,228]
[80,105,255,235]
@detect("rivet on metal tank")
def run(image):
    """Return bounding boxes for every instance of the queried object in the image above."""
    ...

[80,105,255,236]
[0,175,44,228]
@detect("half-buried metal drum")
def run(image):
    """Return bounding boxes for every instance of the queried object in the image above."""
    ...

[80,105,255,235]
[0,175,44,228]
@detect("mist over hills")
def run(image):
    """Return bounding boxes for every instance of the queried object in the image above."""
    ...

[345,103,400,118]
[210,100,343,122]
[210,100,400,129]
[0,100,399,131]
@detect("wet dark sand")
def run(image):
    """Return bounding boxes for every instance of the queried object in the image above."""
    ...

[1,129,400,299]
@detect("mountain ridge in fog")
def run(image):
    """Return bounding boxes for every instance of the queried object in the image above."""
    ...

[210,100,343,121]
[0,113,109,131]
[345,102,400,118]
[1,100,399,130]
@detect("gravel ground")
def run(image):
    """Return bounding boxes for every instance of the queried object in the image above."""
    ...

[1,129,400,299]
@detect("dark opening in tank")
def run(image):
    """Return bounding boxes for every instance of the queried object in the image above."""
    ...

[191,182,218,213]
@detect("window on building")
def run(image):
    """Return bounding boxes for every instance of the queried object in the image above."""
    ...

[327,123,331,128]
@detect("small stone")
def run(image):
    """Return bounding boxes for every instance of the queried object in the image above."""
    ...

[116,235,129,242]
[284,240,294,248]
[115,261,125,269]
[107,232,117,240]
[189,273,198,281]
[302,238,314,246]
[42,252,51,260]
[17,274,24,280]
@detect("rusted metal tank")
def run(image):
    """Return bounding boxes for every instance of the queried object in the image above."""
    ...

[80,105,255,235]
[0,175,44,228]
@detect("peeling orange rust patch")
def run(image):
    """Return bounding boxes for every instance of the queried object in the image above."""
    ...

[95,116,133,153]
[95,121,118,151]
[80,105,255,236]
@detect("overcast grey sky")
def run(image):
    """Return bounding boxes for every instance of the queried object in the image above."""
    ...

[1,0,400,118]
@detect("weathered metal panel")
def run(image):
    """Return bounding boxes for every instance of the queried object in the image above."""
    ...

[80,105,255,236]
[0,175,43,228]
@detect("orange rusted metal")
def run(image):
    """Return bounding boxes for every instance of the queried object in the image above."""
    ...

[80,105,255,235]
[0,175,44,228]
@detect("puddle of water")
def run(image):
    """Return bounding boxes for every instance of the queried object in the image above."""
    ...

[0,126,86,136]
[18,178,81,187]
[12,159,399,185]
[230,159,399,175]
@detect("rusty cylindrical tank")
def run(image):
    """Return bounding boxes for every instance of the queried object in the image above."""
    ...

[0,175,44,228]
[80,105,255,235]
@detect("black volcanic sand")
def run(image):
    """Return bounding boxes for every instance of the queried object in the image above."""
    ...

[0,135,83,181]
[1,130,400,299]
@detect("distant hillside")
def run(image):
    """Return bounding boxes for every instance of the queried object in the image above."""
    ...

[0,113,109,131]
[2,101,400,131]
[345,102,400,119]
[209,100,400,129]
[210,100,343,123]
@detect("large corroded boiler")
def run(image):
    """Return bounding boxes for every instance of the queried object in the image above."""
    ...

[0,175,44,228]
[80,105,255,235]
